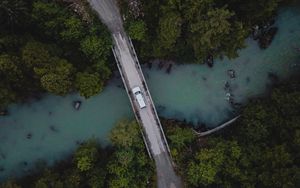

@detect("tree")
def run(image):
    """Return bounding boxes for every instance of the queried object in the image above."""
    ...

[34,170,64,188]
[0,181,21,188]
[226,0,279,25]
[31,1,68,38]
[87,168,106,188]
[75,72,103,98]
[154,10,182,57]
[0,55,23,83]
[258,145,297,187]
[63,169,81,188]
[188,7,235,61]
[186,139,242,187]
[22,41,50,68]
[60,16,85,41]
[0,84,16,109]
[127,20,147,41]
[33,57,74,77]
[80,35,111,61]
[107,119,154,188]
[74,141,99,172]
[0,0,28,29]
[40,73,72,95]
[109,120,141,148]
[167,126,195,149]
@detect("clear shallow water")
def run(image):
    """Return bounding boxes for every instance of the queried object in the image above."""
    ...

[146,5,300,126]
[0,82,132,179]
[0,5,300,180]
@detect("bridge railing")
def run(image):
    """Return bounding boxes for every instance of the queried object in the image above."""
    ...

[127,36,172,158]
[112,45,153,159]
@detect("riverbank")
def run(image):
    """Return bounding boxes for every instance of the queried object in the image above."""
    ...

[161,77,300,187]
[0,2,299,182]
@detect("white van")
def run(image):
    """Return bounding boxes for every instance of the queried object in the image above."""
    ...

[132,86,146,109]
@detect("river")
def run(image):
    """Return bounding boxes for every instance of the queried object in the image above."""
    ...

[0,4,299,181]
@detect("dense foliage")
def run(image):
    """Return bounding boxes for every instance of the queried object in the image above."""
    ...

[0,0,112,109]
[163,79,300,187]
[0,120,154,188]
[118,0,292,62]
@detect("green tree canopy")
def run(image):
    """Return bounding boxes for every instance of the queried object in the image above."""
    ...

[80,35,111,62]
[22,41,51,68]
[74,141,99,172]
[75,72,103,98]
[127,20,147,41]
[40,73,72,95]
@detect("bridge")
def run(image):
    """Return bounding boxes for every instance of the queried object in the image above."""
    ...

[88,0,182,187]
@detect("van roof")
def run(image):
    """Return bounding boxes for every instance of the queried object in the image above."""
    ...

[136,93,146,108]
[132,86,141,93]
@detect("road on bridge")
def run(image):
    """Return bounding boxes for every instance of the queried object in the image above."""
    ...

[88,0,182,187]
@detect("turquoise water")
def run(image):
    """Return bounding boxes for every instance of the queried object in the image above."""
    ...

[0,5,300,180]
[0,81,132,179]
[146,5,300,126]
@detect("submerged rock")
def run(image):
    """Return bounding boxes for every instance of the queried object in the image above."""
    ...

[166,64,173,74]
[26,133,32,139]
[246,77,251,84]
[252,25,261,40]
[205,55,214,68]
[73,101,82,110]
[224,81,230,90]
[49,125,59,133]
[22,161,28,167]
[227,69,236,78]
[158,61,164,70]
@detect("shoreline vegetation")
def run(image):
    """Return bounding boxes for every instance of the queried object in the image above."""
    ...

[1,77,299,187]
[0,0,299,187]
[0,0,296,111]
[0,0,113,110]
[117,0,295,64]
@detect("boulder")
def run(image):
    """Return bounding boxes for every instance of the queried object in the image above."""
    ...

[205,55,214,68]
[227,69,236,78]
[158,61,164,70]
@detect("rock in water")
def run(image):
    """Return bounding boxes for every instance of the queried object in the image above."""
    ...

[26,133,32,139]
[158,61,164,70]
[227,69,236,78]
[73,101,82,110]
[49,125,59,133]
[166,64,173,74]
[206,55,214,68]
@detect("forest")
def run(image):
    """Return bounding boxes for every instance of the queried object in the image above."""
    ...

[0,0,299,187]
[164,77,300,187]
[0,0,112,110]
[0,0,296,109]
[118,0,294,62]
